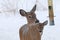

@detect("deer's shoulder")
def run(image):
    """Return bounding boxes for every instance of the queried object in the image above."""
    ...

[20,24,28,31]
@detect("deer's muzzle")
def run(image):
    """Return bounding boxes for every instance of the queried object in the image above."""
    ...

[35,20,39,23]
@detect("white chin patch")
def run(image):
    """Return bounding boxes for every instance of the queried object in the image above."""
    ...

[40,32,43,36]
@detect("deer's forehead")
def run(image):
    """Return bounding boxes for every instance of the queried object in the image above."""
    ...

[27,12,35,16]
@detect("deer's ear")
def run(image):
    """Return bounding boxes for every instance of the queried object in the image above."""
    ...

[30,4,36,13]
[19,9,27,16]
[43,20,48,26]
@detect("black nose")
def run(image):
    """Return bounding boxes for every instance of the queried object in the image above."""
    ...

[39,30,42,32]
[35,20,39,23]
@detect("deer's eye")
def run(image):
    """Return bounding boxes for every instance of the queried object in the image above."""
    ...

[29,16,33,18]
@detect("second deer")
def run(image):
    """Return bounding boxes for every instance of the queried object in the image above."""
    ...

[19,4,48,40]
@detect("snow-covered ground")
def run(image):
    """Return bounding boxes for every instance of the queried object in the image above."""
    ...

[0,0,60,40]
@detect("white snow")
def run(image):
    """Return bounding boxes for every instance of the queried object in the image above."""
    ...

[0,0,60,40]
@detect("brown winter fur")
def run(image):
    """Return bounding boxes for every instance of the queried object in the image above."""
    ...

[19,4,48,40]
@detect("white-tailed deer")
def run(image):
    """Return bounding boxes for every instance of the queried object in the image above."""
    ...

[19,4,48,40]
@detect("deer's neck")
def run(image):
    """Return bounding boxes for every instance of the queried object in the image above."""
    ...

[27,20,35,24]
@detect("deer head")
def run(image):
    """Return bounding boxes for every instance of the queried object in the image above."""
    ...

[19,5,39,24]
[38,20,48,32]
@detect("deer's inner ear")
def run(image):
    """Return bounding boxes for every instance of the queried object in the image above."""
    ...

[43,20,48,26]
[19,9,27,16]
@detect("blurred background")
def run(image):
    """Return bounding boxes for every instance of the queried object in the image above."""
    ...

[0,0,60,40]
